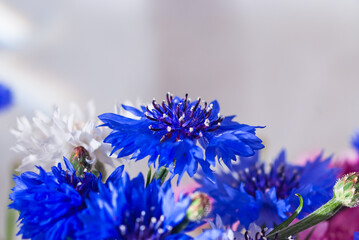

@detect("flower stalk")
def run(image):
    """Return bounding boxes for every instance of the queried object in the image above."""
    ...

[266,198,342,239]
[267,172,359,240]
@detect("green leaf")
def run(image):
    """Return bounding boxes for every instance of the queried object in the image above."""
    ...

[146,167,152,187]
[152,166,169,185]
[267,194,303,237]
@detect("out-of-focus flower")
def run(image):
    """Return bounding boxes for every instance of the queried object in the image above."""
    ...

[9,158,124,239]
[99,93,264,184]
[11,102,115,172]
[0,82,12,111]
[196,150,338,228]
[351,131,359,154]
[76,172,220,240]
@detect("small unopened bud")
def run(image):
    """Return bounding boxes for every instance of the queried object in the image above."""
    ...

[70,146,92,175]
[186,192,211,221]
[333,172,359,208]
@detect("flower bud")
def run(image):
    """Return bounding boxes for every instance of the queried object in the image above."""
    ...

[333,172,359,208]
[186,192,211,221]
[70,146,92,175]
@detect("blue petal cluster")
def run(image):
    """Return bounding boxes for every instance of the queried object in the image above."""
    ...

[10,158,220,240]
[9,158,124,239]
[196,150,338,228]
[0,82,12,111]
[99,93,264,183]
[76,172,219,240]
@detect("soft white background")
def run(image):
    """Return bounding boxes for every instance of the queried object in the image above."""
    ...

[1,1,359,239]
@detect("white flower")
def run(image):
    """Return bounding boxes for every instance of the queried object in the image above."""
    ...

[11,101,116,172]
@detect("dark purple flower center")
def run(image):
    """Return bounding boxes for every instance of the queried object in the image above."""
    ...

[145,93,223,142]
[59,171,98,211]
[118,211,173,240]
[236,162,300,199]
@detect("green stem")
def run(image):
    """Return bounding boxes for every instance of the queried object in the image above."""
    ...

[171,218,189,234]
[6,209,16,240]
[146,167,152,187]
[270,194,303,234]
[267,198,343,240]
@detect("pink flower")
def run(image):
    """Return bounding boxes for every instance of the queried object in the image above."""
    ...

[299,207,359,240]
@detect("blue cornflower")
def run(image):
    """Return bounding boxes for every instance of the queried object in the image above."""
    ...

[9,157,124,240]
[76,172,221,240]
[195,150,338,228]
[99,93,264,183]
[0,82,12,111]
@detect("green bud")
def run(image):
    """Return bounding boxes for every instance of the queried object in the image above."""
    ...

[186,192,211,221]
[333,172,359,208]
[69,146,92,176]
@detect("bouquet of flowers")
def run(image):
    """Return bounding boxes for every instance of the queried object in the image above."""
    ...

[7,93,359,239]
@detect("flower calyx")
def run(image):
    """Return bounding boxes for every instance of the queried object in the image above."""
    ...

[334,172,359,208]
[70,146,92,176]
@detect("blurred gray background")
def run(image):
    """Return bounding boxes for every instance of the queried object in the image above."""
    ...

[1,0,359,238]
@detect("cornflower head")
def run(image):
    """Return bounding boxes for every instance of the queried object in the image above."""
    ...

[99,93,264,184]
[195,150,338,228]
[9,157,124,240]
[76,172,221,240]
